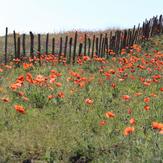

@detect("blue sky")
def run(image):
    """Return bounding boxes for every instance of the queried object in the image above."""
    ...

[0,0,163,35]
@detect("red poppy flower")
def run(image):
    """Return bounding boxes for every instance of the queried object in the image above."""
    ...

[57,92,65,98]
[128,108,132,114]
[23,63,33,70]
[22,96,29,102]
[105,111,115,118]
[99,120,107,126]
[55,82,62,87]
[129,118,135,125]
[134,92,142,96]
[144,97,150,103]
[85,98,93,105]
[122,95,130,101]
[111,83,116,89]
[124,127,135,136]
[14,105,25,114]
[152,122,163,130]
[0,68,3,72]
[144,105,150,111]
[48,95,55,100]
[159,130,163,134]
[1,97,9,103]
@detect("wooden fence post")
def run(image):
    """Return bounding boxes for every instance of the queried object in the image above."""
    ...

[101,38,105,57]
[119,31,123,51]
[134,24,139,44]
[95,37,99,56]
[22,34,26,57]
[145,21,150,40]
[84,34,87,56]
[30,32,34,61]
[78,43,83,57]
[159,15,163,34]
[52,38,55,55]
[38,34,41,65]
[87,38,91,56]
[13,31,17,59]
[38,34,41,54]
[58,37,63,62]
[4,27,8,64]
[99,33,103,56]
[116,31,121,54]
[131,25,136,45]
[137,25,142,44]
[17,37,20,60]
[73,31,77,64]
[91,35,95,58]
[105,33,108,57]
[64,36,68,58]
[111,36,116,53]
[126,29,130,48]
[122,30,127,49]
[46,33,49,55]
[108,31,112,57]
[68,37,73,64]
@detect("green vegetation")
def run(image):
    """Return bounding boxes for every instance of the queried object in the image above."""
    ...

[0,35,162,163]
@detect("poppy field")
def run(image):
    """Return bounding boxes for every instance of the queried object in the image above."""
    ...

[0,35,163,162]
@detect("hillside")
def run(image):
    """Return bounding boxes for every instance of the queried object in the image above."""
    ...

[0,34,162,162]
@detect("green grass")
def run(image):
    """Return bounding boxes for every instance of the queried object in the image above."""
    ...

[0,35,162,163]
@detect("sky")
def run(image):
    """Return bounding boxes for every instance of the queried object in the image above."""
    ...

[0,0,163,35]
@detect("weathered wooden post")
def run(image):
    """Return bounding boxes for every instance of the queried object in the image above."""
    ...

[17,37,21,60]
[84,34,87,56]
[105,33,108,57]
[38,34,41,65]
[4,27,8,64]
[30,31,34,62]
[122,30,126,49]
[119,31,123,51]
[95,37,99,56]
[22,34,26,57]
[73,31,77,64]
[115,31,121,54]
[68,37,73,64]
[101,38,105,57]
[91,35,95,58]
[99,33,103,56]
[52,37,55,55]
[126,29,131,47]
[13,31,17,59]
[87,38,91,56]
[131,25,136,44]
[159,15,163,34]
[108,31,112,57]
[46,33,49,55]
[64,36,68,58]
[111,36,116,54]
[78,43,83,57]
[38,34,41,54]
[58,37,63,62]
[133,24,139,44]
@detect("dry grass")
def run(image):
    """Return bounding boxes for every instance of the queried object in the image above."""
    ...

[0,28,120,56]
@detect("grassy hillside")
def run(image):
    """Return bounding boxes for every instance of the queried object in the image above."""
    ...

[0,35,162,162]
